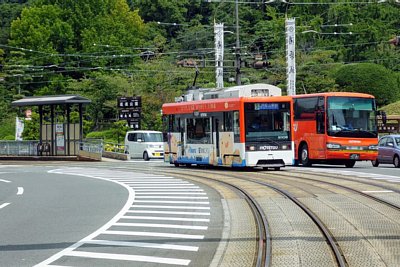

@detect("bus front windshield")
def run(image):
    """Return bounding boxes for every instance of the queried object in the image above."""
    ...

[245,102,291,142]
[327,97,377,138]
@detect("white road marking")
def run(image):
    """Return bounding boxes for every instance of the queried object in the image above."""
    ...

[0,179,11,183]
[17,187,24,195]
[126,210,210,216]
[361,190,394,193]
[136,192,207,195]
[134,200,209,204]
[132,205,210,210]
[135,196,208,199]
[121,215,210,222]
[133,189,204,192]
[64,251,191,265]
[130,186,200,189]
[114,222,208,230]
[0,203,10,209]
[120,182,191,184]
[103,230,204,239]
[86,239,199,251]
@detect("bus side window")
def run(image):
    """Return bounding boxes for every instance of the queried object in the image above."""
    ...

[317,96,325,134]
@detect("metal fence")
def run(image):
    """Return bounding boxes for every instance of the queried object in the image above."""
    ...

[0,139,103,157]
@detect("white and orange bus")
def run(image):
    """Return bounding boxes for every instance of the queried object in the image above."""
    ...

[292,92,383,168]
[162,84,294,170]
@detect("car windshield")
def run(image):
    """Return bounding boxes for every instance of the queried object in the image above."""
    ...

[395,137,400,146]
[143,133,163,142]
[327,97,377,138]
[245,102,291,142]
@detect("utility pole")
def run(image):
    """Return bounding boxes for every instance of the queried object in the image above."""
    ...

[235,0,241,85]
[214,22,224,88]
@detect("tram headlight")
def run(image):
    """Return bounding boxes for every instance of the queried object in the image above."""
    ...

[368,145,378,150]
[326,143,341,149]
[246,146,256,151]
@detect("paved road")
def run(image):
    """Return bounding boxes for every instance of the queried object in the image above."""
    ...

[0,165,127,267]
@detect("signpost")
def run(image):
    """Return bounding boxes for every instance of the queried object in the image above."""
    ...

[117,96,142,129]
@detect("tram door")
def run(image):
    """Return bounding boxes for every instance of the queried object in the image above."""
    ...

[213,115,223,159]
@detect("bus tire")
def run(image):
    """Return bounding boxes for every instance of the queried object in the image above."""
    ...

[300,144,312,167]
[371,159,379,167]
[143,152,150,161]
[345,160,355,168]
[394,155,400,168]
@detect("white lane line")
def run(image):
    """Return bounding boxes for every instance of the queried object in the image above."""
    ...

[0,203,11,209]
[0,179,11,183]
[122,215,210,222]
[114,222,208,230]
[86,239,199,251]
[120,182,191,185]
[362,190,394,193]
[126,210,210,216]
[134,189,204,192]
[132,205,210,210]
[130,186,200,189]
[17,187,24,195]
[136,192,207,195]
[388,180,400,183]
[135,196,208,199]
[63,251,191,266]
[103,230,204,239]
[134,200,210,204]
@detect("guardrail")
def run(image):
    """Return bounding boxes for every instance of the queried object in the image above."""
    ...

[0,140,40,156]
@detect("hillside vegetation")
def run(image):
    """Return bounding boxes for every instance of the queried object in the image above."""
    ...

[0,0,399,140]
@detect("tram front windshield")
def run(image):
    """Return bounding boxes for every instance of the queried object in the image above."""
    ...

[245,102,291,142]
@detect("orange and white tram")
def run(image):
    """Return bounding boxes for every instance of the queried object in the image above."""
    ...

[162,84,294,170]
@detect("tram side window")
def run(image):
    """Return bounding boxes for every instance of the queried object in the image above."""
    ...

[187,118,211,144]
[233,111,240,142]
[224,112,233,131]
[172,116,180,132]
[294,97,318,120]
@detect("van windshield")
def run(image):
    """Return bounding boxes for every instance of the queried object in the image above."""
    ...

[143,133,163,142]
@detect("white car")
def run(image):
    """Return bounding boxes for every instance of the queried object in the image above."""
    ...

[124,130,164,161]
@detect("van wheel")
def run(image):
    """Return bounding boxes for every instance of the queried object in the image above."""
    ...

[143,152,150,161]
[300,144,312,167]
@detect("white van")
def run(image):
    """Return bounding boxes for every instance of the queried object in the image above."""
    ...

[124,130,164,161]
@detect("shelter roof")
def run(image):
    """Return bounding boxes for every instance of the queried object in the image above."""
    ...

[12,95,91,107]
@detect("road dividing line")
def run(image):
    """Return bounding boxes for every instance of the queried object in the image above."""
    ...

[17,187,24,195]
[63,251,191,266]
[136,192,207,195]
[135,196,208,199]
[0,179,11,183]
[130,186,200,189]
[0,203,10,209]
[362,190,394,193]
[114,222,208,230]
[103,230,204,239]
[86,239,199,251]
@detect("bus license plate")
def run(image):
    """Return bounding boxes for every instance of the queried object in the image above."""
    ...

[350,154,360,160]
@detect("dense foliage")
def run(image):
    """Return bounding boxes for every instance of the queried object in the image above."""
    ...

[0,0,399,141]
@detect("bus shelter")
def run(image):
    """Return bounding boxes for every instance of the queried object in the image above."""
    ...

[12,95,91,157]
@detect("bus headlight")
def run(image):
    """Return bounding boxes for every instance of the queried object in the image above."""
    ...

[368,145,378,150]
[326,143,341,149]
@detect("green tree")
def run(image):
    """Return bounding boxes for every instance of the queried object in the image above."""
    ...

[335,63,399,106]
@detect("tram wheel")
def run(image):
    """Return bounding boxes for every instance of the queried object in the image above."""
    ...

[300,144,312,167]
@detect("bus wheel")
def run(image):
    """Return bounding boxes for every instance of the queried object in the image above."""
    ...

[371,159,379,167]
[300,144,312,167]
[345,160,355,168]
[143,152,150,161]
[394,155,400,168]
